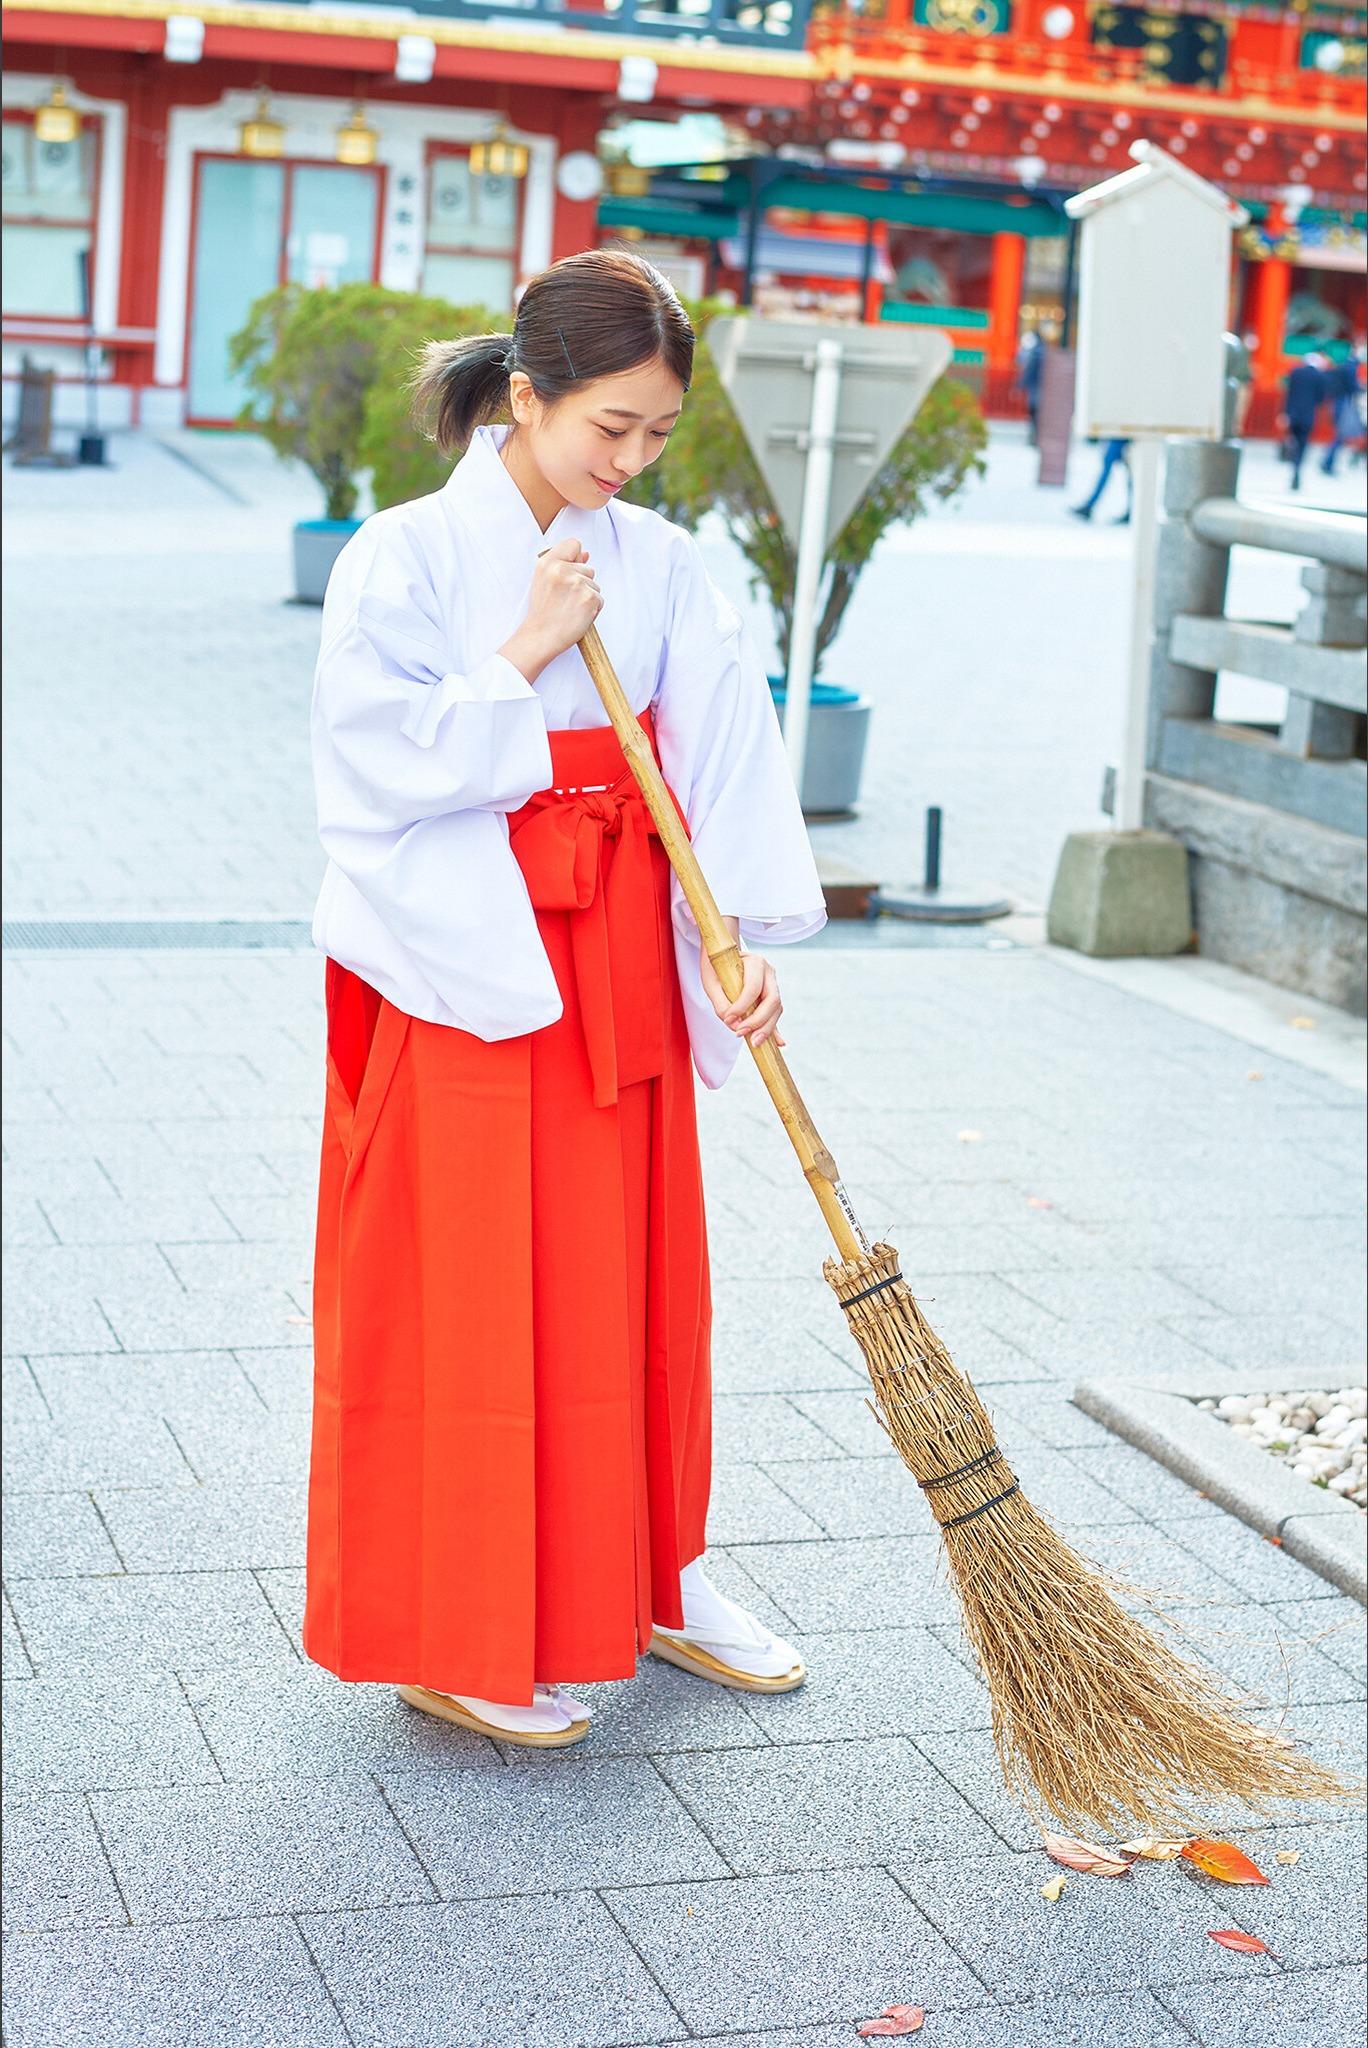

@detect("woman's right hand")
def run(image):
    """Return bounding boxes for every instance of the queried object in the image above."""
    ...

[500,540,602,683]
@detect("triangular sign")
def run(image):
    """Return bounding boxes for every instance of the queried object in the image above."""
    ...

[706,316,953,554]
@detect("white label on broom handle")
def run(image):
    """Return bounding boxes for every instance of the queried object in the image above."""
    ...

[831,1180,871,1253]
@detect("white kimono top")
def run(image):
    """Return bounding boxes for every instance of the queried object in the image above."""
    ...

[310,421,827,1088]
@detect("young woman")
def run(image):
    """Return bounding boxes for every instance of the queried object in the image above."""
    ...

[303,247,827,1749]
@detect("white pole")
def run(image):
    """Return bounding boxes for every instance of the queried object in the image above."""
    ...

[1115,434,1163,834]
[783,336,842,803]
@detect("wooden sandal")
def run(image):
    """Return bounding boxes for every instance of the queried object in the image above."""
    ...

[396,1684,590,1746]
[648,1630,806,1694]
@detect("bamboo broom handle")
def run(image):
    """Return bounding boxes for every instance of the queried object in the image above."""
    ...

[577,624,867,1262]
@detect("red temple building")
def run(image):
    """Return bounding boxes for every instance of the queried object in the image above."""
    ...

[3,0,1363,431]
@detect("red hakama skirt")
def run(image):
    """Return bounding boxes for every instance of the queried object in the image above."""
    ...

[302,709,712,1703]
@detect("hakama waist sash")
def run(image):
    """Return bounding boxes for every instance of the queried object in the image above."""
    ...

[507,708,687,1110]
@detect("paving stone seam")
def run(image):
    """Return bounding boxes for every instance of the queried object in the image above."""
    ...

[370,1772,446,1905]
[158,1417,206,1484]
[640,1749,745,1878]
[248,1566,306,1661]
[879,1858,1003,2000]
[3,1587,39,1679]
[582,1885,700,2044]
[170,1670,230,1786]
[749,1461,842,1540]
[288,1910,364,2048]
[8,1357,55,1422]
[85,1494,131,1572]
[79,1786,135,1930]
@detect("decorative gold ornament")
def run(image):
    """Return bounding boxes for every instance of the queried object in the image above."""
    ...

[34,83,81,145]
[470,120,529,180]
[336,104,378,167]
[239,91,285,159]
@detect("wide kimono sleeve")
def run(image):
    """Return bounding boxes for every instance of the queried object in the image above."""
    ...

[652,528,828,1088]
[312,511,552,829]
[310,510,563,1038]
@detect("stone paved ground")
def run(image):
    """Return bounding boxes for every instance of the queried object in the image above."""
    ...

[3,428,1366,2048]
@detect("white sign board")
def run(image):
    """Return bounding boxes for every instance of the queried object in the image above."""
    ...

[706,316,951,554]
[705,314,951,800]
[1066,143,1247,441]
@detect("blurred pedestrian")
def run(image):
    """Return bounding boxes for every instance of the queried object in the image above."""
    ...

[1282,352,1328,491]
[1017,329,1044,447]
[1321,349,1365,476]
[1070,437,1132,523]
[303,247,823,1750]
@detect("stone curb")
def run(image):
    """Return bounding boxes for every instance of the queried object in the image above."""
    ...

[1073,1364,1367,1605]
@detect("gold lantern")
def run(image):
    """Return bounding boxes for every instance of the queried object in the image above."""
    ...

[470,120,529,180]
[336,104,378,167]
[239,91,285,159]
[606,162,651,198]
[34,84,81,146]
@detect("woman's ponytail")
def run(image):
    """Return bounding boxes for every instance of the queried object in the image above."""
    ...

[410,333,515,457]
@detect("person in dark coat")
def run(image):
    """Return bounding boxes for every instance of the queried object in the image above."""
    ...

[1321,351,1365,476]
[1282,354,1328,490]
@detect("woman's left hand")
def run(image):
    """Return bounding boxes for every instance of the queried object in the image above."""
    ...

[699,928,785,1051]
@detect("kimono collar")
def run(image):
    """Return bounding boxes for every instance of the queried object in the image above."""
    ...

[443,424,606,606]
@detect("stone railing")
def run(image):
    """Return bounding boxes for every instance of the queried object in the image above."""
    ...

[1143,440,1367,1011]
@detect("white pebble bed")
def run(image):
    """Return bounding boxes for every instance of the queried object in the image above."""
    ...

[1196,1387,1368,1511]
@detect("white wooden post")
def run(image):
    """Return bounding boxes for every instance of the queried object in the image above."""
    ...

[1115,435,1163,832]
[783,336,842,798]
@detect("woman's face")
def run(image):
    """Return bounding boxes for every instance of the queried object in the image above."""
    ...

[510,355,685,511]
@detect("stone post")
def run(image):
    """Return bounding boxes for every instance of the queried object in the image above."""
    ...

[1145,438,1241,776]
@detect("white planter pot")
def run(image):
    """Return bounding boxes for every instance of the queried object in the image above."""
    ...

[293,518,362,605]
[769,678,873,817]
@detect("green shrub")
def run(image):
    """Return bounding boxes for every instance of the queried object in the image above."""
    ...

[228,281,410,519]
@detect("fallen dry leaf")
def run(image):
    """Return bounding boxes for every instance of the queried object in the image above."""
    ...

[285,1315,311,1326]
[1121,1837,1189,1861]
[1183,1839,1270,1887]
[1040,1873,1067,1901]
[1207,1930,1271,1955]
[1026,1195,1054,1210]
[856,2007,925,2037]
[956,1129,984,1143]
[1043,1831,1133,1877]
[1246,1070,1264,1081]
[1274,1850,1301,1867]
[1289,1016,1317,1031]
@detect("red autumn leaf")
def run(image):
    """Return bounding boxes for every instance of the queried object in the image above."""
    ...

[1043,1830,1133,1877]
[857,2006,925,2036]
[1208,1930,1271,1954]
[1182,1839,1270,1886]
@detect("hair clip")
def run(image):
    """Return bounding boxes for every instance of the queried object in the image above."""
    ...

[556,327,577,379]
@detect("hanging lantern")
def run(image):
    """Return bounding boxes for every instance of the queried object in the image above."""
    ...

[606,162,651,198]
[470,120,529,180]
[34,84,81,146]
[336,104,378,167]
[239,91,285,159]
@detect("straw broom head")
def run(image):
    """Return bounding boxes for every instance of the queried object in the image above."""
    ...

[828,1242,1365,1835]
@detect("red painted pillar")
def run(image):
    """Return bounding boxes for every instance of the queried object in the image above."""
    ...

[115,56,171,417]
[549,96,604,265]
[987,230,1026,412]
[1250,209,1292,399]
[988,231,1026,371]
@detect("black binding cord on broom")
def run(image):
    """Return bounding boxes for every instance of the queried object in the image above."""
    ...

[574,619,1367,1840]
